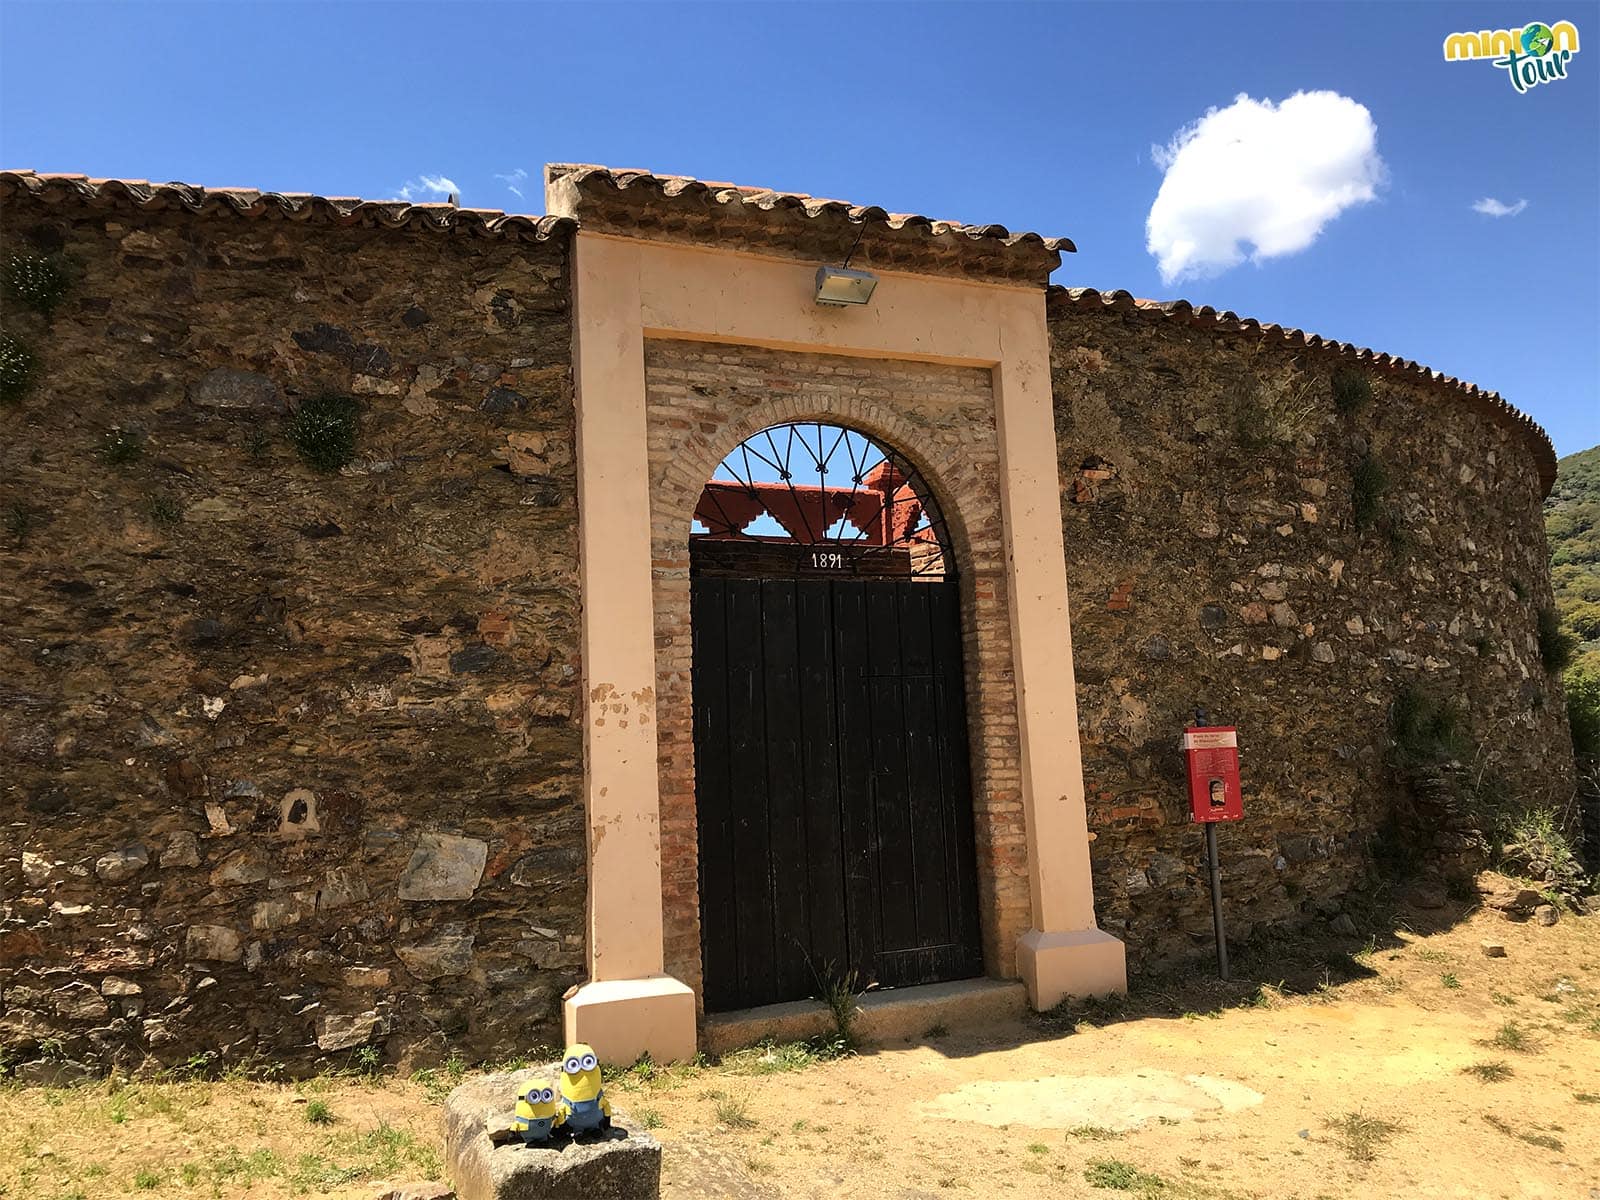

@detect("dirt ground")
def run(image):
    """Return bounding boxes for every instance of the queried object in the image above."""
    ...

[4,891,1597,1200]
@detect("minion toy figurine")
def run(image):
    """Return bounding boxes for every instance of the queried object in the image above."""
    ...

[556,1043,612,1135]
[511,1080,564,1145]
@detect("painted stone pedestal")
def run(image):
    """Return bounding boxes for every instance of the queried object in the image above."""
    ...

[444,1069,661,1200]
[1017,928,1128,1011]
[563,975,697,1065]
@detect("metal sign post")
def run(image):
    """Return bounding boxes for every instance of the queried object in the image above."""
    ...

[1205,822,1228,981]
[1184,714,1242,983]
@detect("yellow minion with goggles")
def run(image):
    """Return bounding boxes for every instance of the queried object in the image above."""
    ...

[556,1043,611,1133]
[511,1079,564,1144]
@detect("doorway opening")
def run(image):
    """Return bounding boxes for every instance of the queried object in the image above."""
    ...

[689,422,984,1012]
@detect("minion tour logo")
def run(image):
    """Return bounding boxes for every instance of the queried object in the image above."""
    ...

[1443,20,1581,92]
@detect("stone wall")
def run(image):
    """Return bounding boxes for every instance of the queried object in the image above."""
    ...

[1,179,1574,1071]
[0,194,583,1077]
[638,339,1028,999]
[1048,295,1574,968]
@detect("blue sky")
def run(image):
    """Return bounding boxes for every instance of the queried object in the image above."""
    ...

[3,1,1596,456]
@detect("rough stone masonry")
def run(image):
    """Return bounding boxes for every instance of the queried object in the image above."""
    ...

[1048,292,1572,966]
[1,180,585,1078]
[0,172,1575,1077]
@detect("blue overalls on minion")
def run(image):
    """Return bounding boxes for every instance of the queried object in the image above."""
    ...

[563,1095,608,1133]
[518,1114,556,1142]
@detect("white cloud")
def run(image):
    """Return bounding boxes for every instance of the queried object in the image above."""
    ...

[396,174,460,203]
[1145,91,1385,286]
[494,167,529,199]
[1472,197,1527,218]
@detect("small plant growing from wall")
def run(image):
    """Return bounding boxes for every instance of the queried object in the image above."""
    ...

[0,332,33,403]
[2,252,71,316]
[146,492,182,526]
[1331,368,1372,416]
[100,428,144,466]
[1228,351,1320,451]
[287,394,359,473]
[1351,453,1388,529]
[5,501,37,545]
[1390,685,1471,768]
[1536,606,1574,673]
[244,427,272,462]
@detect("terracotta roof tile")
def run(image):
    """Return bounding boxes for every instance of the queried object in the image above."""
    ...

[1050,287,1556,495]
[544,163,1072,285]
[0,169,574,242]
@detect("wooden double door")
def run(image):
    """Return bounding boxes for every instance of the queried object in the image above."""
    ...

[691,570,983,1013]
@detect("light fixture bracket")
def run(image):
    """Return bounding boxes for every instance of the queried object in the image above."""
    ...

[813,264,878,307]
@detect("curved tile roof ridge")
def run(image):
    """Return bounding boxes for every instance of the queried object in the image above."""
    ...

[1049,286,1556,495]
[0,169,575,242]
[545,162,1076,254]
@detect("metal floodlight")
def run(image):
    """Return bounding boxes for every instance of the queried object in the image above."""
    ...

[814,264,878,307]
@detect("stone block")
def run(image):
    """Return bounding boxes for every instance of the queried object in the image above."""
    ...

[444,1069,660,1200]
[316,1010,390,1052]
[160,831,201,869]
[95,844,149,883]
[398,925,475,980]
[189,367,284,412]
[399,834,489,901]
[185,924,244,963]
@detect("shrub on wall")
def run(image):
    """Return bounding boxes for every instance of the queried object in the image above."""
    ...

[287,394,360,473]
[1537,606,1575,673]
[1331,368,1372,416]
[0,331,33,403]
[1352,453,1388,529]
[1389,685,1470,767]
[2,252,71,315]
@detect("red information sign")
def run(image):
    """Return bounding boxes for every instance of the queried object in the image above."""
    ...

[1184,726,1243,823]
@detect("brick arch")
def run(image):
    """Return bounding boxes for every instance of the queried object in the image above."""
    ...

[652,393,988,585]
[642,339,1030,1008]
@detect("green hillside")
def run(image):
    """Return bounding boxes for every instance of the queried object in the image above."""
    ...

[1547,443,1600,757]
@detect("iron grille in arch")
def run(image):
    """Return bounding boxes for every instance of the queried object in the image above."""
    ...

[690,422,954,579]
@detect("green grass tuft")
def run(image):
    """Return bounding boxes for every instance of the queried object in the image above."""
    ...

[1489,1021,1532,1052]
[1461,1061,1513,1083]
[3,252,71,315]
[287,393,360,473]
[1083,1157,1165,1191]
[714,1093,756,1129]
[0,331,34,403]
[100,428,144,466]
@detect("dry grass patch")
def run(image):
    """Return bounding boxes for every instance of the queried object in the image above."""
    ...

[1323,1111,1404,1162]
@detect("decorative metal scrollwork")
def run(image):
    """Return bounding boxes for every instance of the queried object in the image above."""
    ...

[691,422,952,579]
